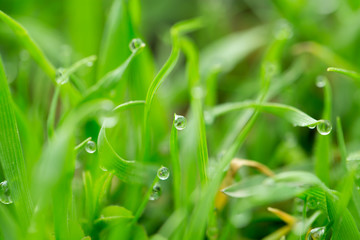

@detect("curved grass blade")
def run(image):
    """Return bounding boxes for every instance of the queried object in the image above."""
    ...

[142,18,203,163]
[97,101,155,183]
[327,67,360,84]
[47,86,60,138]
[144,18,203,116]
[209,101,319,127]
[0,56,33,226]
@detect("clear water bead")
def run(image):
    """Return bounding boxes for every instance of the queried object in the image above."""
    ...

[85,141,96,153]
[316,120,332,135]
[174,114,187,130]
[0,181,13,205]
[55,68,69,85]
[316,76,326,88]
[308,227,325,240]
[129,38,145,53]
[157,166,170,180]
[149,183,162,200]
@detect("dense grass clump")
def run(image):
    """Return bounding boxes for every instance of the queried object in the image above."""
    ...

[2,0,360,239]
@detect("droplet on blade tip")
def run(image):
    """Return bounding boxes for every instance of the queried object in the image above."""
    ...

[85,141,96,153]
[174,114,187,130]
[129,38,145,52]
[316,120,332,135]
[157,166,170,180]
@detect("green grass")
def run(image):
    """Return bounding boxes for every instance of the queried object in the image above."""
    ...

[1,0,360,239]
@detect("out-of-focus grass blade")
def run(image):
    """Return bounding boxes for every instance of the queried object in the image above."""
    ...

[327,67,360,83]
[314,77,332,185]
[0,205,21,240]
[97,0,131,78]
[98,101,155,183]
[0,56,33,226]
[33,99,114,199]
[294,42,355,70]
[0,10,56,80]
[199,26,267,77]
[209,101,319,127]
[47,86,60,138]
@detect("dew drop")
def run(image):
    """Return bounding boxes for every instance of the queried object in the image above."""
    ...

[316,120,332,135]
[157,166,170,180]
[316,76,326,88]
[0,181,13,205]
[86,61,94,67]
[56,68,69,85]
[174,114,187,130]
[129,38,145,53]
[149,183,162,201]
[204,111,215,125]
[308,124,316,129]
[85,141,96,154]
[308,227,325,240]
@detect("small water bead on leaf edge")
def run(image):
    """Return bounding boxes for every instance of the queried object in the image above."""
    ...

[316,76,326,88]
[307,227,325,240]
[157,166,170,180]
[316,120,332,135]
[85,141,96,153]
[149,183,162,201]
[129,38,146,53]
[0,180,13,205]
[174,114,187,130]
[55,68,69,85]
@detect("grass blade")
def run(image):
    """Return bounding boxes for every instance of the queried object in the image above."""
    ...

[0,56,33,226]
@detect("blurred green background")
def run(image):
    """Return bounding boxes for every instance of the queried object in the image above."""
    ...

[2,0,360,239]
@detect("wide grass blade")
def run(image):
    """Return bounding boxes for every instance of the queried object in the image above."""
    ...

[0,56,33,226]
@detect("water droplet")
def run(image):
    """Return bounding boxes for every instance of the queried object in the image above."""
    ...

[157,166,170,180]
[316,120,332,135]
[129,38,145,53]
[308,124,316,129]
[0,181,13,205]
[56,68,69,85]
[174,114,187,130]
[85,141,96,154]
[316,76,326,88]
[308,227,325,240]
[86,61,94,67]
[149,183,162,201]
